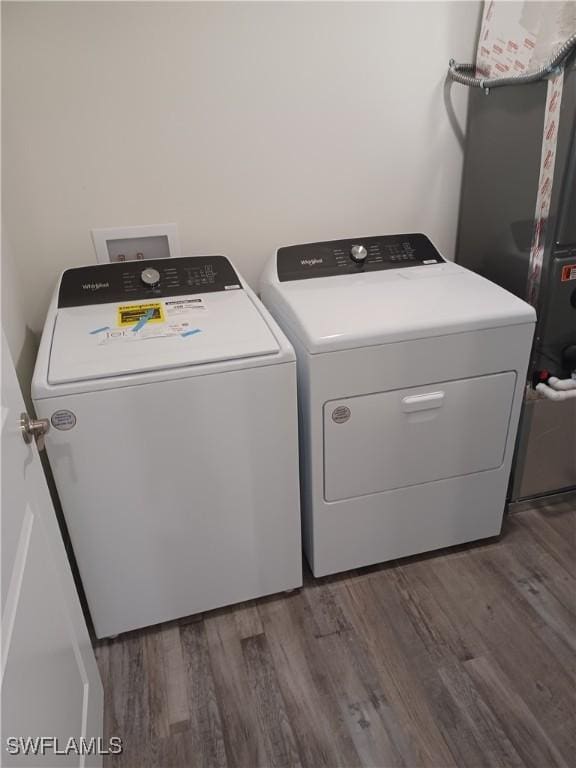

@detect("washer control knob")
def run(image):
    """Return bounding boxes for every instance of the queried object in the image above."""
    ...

[350,245,367,262]
[141,267,161,287]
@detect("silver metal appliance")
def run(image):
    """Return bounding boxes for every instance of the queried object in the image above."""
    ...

[455,59,576,501]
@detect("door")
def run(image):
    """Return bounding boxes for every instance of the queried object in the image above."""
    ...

[512,396,576,500]
[1,334,103,766]
[324,372,517,502]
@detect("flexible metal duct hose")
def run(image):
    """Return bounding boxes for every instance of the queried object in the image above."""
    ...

[448,31,576,89]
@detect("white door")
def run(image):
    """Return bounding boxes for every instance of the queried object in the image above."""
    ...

[324,372,517,502]
[1,334,103,767]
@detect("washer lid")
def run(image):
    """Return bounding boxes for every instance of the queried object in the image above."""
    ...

[48,289,280,384]
[268,261,536,353]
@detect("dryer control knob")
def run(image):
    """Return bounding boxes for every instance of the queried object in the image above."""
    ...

[350,245,367,262]
[141,267,161,287]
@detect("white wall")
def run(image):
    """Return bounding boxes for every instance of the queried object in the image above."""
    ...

[2,1,480,335]
[2,230,23,361]
[2,229,37,408]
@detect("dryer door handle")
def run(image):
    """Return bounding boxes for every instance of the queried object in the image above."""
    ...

[402,391,445,413]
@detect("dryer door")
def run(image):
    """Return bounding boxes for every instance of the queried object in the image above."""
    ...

[323,372,516,502]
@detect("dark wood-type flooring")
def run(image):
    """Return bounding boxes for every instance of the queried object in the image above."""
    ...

[95,495,576,768]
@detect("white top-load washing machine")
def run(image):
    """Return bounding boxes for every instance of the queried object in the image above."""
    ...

[33,256,301,638]
[261,234,536,577]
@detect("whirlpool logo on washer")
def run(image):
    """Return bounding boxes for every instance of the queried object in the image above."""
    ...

[300,258,323,267]
[82,281,110,291]
[332,406,351,424]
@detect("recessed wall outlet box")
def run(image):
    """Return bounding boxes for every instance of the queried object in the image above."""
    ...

[91,224,180,264]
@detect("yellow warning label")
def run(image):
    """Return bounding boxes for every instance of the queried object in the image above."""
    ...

[117,303,165,327]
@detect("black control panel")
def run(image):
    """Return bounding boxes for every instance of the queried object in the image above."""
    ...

[277,233,444,282]
[58,256,242,307]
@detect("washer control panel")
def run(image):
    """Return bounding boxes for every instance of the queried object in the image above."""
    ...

[277,233,444,282]
[58,256,242,307]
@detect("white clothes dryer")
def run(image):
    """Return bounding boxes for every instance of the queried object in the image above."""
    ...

[260,234,536,577]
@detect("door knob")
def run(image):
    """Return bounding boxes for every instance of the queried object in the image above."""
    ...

[20,412,50,450]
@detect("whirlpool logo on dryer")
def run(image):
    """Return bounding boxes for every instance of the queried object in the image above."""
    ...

[82,281,110,291]
[300,258,323,267]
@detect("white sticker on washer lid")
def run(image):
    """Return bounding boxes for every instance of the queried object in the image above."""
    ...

[51,409,77,430]
[164,298,207,313]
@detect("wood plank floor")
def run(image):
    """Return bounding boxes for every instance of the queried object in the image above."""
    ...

[95,495,576,768]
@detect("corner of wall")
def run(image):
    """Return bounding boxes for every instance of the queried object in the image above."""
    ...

[2,232,40,412]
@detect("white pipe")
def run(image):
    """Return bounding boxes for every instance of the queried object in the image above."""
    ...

[536,382,576,401]
[547,376,576,391]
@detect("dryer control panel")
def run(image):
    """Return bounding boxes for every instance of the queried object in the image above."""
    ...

[58,256,242,307]
[277,233,444,282]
